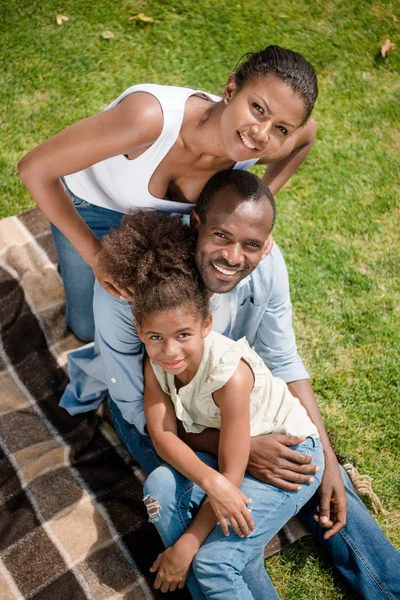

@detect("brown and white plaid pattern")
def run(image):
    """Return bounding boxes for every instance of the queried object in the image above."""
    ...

[0,209,307,599]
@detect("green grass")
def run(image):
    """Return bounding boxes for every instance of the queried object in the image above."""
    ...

[1,1,399,597]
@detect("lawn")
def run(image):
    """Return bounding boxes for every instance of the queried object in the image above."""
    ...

[1,0,399,598]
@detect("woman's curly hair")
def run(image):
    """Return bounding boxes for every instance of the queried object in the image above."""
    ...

[100,211,209,322]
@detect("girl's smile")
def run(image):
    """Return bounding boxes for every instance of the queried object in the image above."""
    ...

[136,306,212,386]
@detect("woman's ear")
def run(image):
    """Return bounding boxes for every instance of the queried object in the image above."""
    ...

[201,314,213,339]
[224,73,237,103]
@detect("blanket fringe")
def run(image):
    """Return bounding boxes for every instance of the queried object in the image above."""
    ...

[343,463,388,515]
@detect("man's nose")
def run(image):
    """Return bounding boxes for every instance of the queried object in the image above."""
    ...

[222,243,244,266]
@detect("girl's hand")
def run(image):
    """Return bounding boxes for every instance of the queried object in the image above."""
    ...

[90,247,133,300]
[207,473,254,537]
[150,538,196,593]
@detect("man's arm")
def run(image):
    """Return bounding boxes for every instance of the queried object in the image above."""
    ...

[251,245,347,536]
[93,280,147,432]
[287,379,347,539]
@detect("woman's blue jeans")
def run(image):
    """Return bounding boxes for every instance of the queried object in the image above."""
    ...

[51,188,124,342]
[109,398,400,600]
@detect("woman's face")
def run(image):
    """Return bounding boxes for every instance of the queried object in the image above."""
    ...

[220,74,307,162]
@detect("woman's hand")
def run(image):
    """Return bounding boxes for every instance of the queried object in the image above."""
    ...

[150,538,196,593]
[206,472,254,537]
[90,247,133,300]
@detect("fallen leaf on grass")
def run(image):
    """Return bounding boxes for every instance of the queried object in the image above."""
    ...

[56,14,69,25]
[130,12,154,23]
[101,30,114,39]
[381,39,395,57]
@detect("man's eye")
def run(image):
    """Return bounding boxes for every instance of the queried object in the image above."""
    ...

[215,232,227,239]
[247,243,261,249]
[178,333,190,339]
[150,335,162,341]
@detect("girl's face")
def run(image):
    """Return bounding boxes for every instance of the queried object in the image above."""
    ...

[137,305,212,380]
[220,74,307,162]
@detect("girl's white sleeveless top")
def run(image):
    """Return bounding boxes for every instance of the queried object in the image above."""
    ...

[151,331,319,438]
[64,84,258,214]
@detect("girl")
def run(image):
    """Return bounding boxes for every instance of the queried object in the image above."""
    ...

[18,46,318,342]
[100,210,324,599]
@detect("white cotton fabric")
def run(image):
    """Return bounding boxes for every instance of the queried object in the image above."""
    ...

[64,84,258,214]
[151,331,319,438]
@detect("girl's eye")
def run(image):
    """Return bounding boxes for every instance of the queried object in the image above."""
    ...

[252,103,264,115]
[276,125,288,135]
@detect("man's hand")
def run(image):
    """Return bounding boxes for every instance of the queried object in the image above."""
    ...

[248,433,319,491]
[314,456,347,539]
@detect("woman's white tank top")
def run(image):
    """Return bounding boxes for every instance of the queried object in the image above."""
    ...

[64,84,258,214]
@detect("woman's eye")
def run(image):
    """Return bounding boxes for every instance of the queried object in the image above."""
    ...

[150,335,162,341]
[252,103,264,115]
[276,125,288,135]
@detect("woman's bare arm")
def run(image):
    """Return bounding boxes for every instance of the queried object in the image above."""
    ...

[261,118,318,196]
[18,94,163,291]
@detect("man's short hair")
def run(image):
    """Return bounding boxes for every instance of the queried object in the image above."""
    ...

[195,170,276,226]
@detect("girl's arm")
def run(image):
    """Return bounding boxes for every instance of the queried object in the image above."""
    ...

[143,357,253,537]
[261,117,317,196]
[17,93,163,296]
[146,357,255,593]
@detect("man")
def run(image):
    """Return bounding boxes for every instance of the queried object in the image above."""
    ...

[62,170,400,599]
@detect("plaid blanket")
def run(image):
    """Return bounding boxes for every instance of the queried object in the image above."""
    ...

[0,209,308,599]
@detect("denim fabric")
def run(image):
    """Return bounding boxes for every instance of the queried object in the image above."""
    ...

[51,185,124,342]
[60,237,310,433]
[143,438,324,600]
[110,399,400,600]
[108,398,277,599]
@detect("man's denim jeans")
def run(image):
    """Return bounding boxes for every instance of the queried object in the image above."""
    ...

[109,399,400,600]
[143,437,324,600]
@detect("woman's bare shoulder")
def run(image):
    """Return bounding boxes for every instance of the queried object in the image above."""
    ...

[116,92,164,144]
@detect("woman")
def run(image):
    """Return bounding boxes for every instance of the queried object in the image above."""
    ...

[18,45,318,341]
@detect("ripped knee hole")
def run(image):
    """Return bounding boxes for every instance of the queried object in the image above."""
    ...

[143,495,161,520]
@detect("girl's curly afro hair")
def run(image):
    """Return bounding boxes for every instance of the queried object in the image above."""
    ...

[100,210,209,322]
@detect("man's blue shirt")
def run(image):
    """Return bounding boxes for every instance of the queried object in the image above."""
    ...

[60,243,309,434]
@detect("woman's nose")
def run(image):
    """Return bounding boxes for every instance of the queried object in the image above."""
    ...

[250,122,271,144]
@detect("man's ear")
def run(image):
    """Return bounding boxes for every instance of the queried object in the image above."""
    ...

[136,320,145,343]
[190,209,201,231]
[201,314,213,339]
[262,234,274,259]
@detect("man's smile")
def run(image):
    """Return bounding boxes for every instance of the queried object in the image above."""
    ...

[211,261,244,278]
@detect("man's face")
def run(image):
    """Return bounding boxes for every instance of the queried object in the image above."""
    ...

[194,188,274,294]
